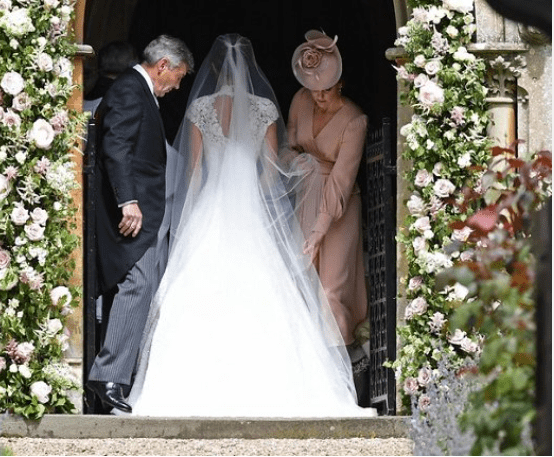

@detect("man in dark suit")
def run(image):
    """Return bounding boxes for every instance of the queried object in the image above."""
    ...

[87,35,194,413]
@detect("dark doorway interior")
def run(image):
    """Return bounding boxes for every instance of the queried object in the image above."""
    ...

[85,0,397,143]
[83,0,398,412]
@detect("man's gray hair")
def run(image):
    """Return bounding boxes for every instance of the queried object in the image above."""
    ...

[143,35,194,72]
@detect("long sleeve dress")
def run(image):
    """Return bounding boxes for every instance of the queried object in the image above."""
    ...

[287,88,368,345]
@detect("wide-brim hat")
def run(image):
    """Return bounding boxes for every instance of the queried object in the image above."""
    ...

[292,30,342,90]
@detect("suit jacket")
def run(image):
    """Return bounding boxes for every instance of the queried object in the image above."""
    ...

[95,67,167,295]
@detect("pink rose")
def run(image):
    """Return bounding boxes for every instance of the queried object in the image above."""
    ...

[417,367,433,386]
[2,109,21,128]
[403,377,419,395]
[301,48,322,69]
[0,248,10,269]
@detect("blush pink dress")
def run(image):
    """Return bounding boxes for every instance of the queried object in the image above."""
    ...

[287,88,368,345]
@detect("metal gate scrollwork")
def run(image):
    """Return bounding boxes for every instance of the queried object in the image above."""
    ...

[364,117,396,415]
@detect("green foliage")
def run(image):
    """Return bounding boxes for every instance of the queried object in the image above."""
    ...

[0,1,87,419]
[438,146,551,455]
[387,0,492,411]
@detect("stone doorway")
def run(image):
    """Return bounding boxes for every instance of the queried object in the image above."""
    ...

[80,0,399,412]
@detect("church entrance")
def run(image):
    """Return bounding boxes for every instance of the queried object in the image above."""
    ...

[82,0,398,414]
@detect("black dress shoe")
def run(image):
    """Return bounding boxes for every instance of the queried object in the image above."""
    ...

[87,381,132,413]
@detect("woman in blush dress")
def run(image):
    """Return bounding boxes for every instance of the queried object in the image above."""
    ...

[119,34,377,418]
[287,30,370,377]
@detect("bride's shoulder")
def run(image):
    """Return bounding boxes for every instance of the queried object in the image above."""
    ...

[250,95,279,123]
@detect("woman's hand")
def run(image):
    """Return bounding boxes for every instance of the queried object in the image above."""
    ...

[303,230,324,264]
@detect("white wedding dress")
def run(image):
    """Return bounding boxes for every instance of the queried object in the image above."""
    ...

[123,35,377,418]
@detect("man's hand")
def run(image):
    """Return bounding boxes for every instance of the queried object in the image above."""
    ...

[119,203,143,237]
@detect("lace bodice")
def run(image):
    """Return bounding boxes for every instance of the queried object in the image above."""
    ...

[186,88,279,148]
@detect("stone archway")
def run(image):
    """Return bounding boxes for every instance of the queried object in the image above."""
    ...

[70,0,407,413]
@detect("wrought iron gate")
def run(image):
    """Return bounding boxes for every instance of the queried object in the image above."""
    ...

[82,118,99,413]
[364,118,397,415]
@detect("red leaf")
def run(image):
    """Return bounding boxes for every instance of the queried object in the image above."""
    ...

[491,146,515,157]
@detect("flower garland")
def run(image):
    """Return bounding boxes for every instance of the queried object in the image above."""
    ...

[0,0,85,419]
[387,0,493,409]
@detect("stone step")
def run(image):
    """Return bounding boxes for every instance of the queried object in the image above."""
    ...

[1,415,409,440]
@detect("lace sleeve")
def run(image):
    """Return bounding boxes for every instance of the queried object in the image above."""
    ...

[185,96,209,130]
[253,97,279,131]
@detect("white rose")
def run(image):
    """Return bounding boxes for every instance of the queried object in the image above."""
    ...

[0,8,35,36]
[30,207,49,225]
[410,297,428,316]
[443,0,474,14]
[0,71,25,95]
[433,179,456,198]
[46,318,63,335]
[418,80,445,106]
[19,364,32,379]
[413,73,429,88]
[452,282,469,300]
[44,0,60,10]
[11,206,29,225]
[12,92,31,111]
[408,276,423,291]
[445,25,459,37]
[30,381,52,404]
[0,0,12,12]
[60,5,72,21]
[399,123,412,137]
[15,151,26,164]
[457,151,472,168]
[407,194,425,215]
[414,54,426,68]
[25,223,45,241]
[413,216,432,234]
[461,337,479,353]
[448,328,467,345]
[50,285,72,306]
[37,52,54,72]
[433,162,444,176]
[412,236,428,254]
[414,169,433,187]
[424,60,442,76]
[452,226,472,242]
[453,46,476,62]
[29,119,55,149]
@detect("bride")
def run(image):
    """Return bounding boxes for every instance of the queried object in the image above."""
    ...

[124,34,377,417]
